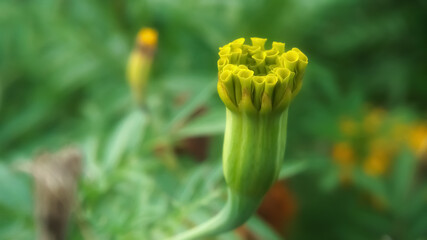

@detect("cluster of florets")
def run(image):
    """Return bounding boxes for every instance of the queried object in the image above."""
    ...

[217,38,308,114]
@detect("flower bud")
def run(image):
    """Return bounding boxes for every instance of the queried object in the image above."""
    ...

[170,38,308,240]
[126,28,158,106]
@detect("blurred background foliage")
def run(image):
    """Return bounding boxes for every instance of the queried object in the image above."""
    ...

[1,0,427,239]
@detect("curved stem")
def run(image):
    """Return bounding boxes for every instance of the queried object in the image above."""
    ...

[170,189,261,240]
[170,109,288,240]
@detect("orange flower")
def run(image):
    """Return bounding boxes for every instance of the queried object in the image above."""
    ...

[332,142,355,166]
[363,147,390,177]
[332,142,356,183]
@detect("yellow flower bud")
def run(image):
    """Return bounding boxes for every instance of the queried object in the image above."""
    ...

[217,38,307,114]
[171,38,308,240]
[126,28,158,106]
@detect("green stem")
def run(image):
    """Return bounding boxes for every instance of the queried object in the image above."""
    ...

[223,109,288,197]
[170,189,261,240]
[170,109,288,240]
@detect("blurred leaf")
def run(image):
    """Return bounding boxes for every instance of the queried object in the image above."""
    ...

[319,164,341,192]
[167,80,217,131]
[246,216,282,240]
[353,168,388,200]
[103,110,147,170]
[0,163,32,216]
[177,164,209,203]
[175,108,225,139]
[410,204,427,238]
[389,150,416,212]
[278,159,308,180]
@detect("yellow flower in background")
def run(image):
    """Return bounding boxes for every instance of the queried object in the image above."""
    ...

[127,28,158,106]
[332,142,355,167]
[368,137,390,152]
[364,138,391,177]
[332,142,355,183]
[408,124,427,154]
[334,107,427,181]
[363,147,390,176]
[390,122,411,147]
[363,108,386,134]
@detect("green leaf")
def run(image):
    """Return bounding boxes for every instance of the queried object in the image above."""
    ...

[167,80,217,131]
[175,108,225,139]
[246,216,282,240]
[389,150,416,210]
[0,163,32,216]
[352,168,388,200]
[278,159,308,180]
[103,110,147,171]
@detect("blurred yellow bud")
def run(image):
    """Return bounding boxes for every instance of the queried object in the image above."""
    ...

[126,27,158,106]
[137,28,158,48]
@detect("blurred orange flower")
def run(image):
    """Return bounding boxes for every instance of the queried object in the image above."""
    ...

[332,142,355,166]
[332,142,355,182]
[363,147,390,177]
[333,107,426,181]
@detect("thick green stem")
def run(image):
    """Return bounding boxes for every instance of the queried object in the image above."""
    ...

[170,109,288,240]
[223,109,288,197]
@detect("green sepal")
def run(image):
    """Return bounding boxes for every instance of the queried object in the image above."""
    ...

[223,109,288,197]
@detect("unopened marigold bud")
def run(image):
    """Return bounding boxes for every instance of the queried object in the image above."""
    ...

[170,38,308,240]
[126,28,158,106]
[137,28,158,48]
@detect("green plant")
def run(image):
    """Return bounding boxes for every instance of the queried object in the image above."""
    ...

[171,38,308,240]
